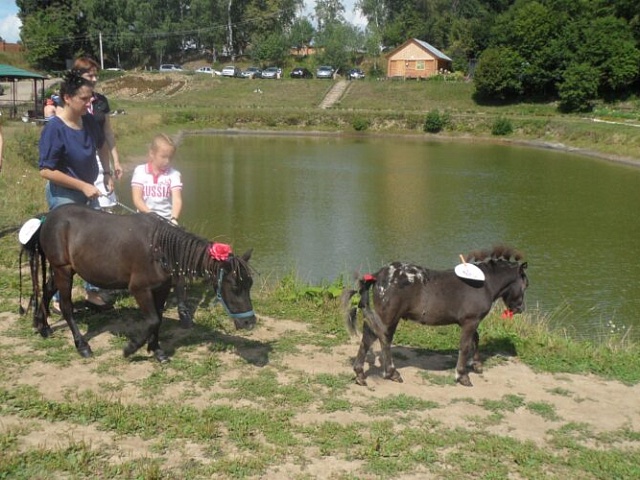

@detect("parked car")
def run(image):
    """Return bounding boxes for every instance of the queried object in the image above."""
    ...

[159,64,184,72]
[221,65,241,77]
[261,67,280,79]
[316,65,334,79]
[241,66,262,79]
[290,67,313,79]
[195,66,214,74]
[347,68,365,80]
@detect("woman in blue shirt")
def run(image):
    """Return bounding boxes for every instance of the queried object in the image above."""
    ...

[39,70,113,310]
[39,70,112,209]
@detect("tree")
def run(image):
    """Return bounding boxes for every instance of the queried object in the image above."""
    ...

[20,6,82,70]
[558,62,599,112]
[288,17,315,56]
[251,31,288,66]
[314,0,345,31]
[473,46,524,101]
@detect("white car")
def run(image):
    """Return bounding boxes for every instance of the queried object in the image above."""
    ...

[222,65,241,77]
[195,66,221,75]
[316,65,334,79]
[159,64,184,72]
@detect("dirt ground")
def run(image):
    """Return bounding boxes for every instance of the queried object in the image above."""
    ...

[1,309,639,478]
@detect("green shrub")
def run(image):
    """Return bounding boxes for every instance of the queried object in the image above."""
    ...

[352,116,370,131]
[423,109,449,133]
[491,117,513,136]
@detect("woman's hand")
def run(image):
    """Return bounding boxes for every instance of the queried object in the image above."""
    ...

[103,173,115,193]
[113,162,123,180]
[81,182,102,199]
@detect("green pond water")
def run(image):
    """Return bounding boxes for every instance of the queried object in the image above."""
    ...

[120,133,640,341]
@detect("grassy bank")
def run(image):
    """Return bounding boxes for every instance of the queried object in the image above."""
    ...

[99,73,640,163]
[1,76,639,478]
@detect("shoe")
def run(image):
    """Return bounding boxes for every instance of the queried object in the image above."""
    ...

[85,291,113,312]
[51,301,61,315]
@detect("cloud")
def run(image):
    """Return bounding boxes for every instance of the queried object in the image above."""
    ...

[0,14,21,43]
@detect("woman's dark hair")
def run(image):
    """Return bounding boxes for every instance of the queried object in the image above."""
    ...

[59,70,93,101]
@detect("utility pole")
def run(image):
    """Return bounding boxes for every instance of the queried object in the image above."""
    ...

[99,32,104,69]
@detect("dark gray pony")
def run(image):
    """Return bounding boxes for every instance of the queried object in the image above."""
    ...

[24,203,256,362]
[342,246,528,386]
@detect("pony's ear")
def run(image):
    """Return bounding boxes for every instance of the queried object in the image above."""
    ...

[520,262,528,271]
[241,249,253,262]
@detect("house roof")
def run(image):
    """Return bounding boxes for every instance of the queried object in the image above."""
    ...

[386,38,452,62]
[0,64,46,80]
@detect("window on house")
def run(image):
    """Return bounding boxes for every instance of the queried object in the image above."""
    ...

[416,61,425,70]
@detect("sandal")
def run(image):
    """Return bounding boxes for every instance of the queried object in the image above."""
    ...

[51,301,62,315]
[85,291,113,311]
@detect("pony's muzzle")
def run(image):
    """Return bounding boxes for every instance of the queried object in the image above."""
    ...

[233,315,257,330]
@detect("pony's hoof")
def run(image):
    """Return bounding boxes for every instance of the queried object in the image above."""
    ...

[472,363,483,374]
[37,326,54,338]
[355,375,368,387]
[154,350,170,363]
[77,346,93,358]
[385,370,404,383]
[123,343,137,358]
[456,375,473,387]
[178,310,194,329]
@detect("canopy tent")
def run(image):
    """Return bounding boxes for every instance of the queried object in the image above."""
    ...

[0,64,46,120]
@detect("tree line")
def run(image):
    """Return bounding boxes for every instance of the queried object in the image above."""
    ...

[16,0,640,111]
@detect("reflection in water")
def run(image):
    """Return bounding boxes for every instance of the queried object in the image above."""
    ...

[120,134,640,340]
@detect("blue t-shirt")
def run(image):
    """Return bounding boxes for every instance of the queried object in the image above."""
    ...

[39,115,105,184]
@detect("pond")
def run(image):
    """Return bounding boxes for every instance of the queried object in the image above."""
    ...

[120,133,640,341]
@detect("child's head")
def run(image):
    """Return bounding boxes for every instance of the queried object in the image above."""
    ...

[148,134,176,171]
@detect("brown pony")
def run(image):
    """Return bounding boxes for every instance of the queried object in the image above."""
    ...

[24,204,256,362]
[342,246,528,386]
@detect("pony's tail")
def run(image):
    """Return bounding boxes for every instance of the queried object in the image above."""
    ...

[18,227,44,317]
[341,275,377,337]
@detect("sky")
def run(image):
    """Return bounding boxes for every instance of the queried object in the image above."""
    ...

[0,1,365,45]
[0,1,21,43]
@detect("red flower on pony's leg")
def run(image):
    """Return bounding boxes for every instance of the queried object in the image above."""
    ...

[208,242,233,261]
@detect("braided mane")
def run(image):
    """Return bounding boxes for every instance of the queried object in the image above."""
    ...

[147,214,249,280]
[464,245,524,264]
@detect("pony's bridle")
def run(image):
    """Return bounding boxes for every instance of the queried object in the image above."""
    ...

[213,269,255,319]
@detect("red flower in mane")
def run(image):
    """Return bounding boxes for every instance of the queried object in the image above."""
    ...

[363,274,376,282]
[208,242,232,261]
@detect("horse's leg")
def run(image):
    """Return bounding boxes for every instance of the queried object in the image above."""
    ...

[456,321,479,387]
[471,330,483,374]
[175,277,193,329]
[380,321,402,383]
[126,287,168,363]
[33,274,55,337]
[55,267,92,357]
[146,284,171,363]
[353,322,378,386]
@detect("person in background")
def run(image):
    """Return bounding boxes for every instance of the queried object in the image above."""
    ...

[44,98,57,120]
[39,70,113,310]
[131,134,192,327]
[72,56,123,210]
